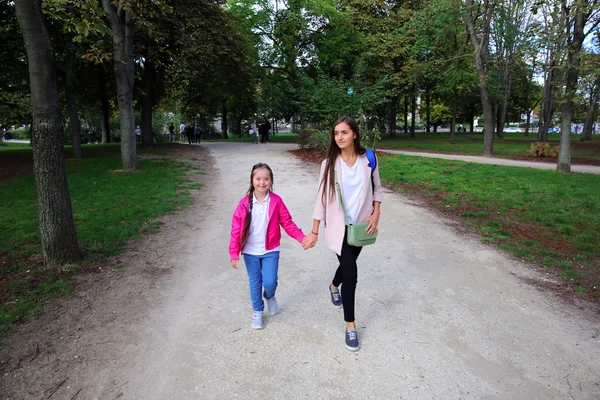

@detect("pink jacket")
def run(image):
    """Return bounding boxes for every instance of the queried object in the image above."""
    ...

[312,153,382,256]
[229,192,306,260]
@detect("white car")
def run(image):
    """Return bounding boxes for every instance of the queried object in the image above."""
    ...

[504,127,520,133]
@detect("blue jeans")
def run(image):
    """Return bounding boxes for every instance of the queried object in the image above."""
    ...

[243,251,280,311]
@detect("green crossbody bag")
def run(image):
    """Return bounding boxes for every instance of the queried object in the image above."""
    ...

[335,171,378,247]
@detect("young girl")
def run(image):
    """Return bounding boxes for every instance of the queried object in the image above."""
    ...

[304,116,382,351]
[229,163,306,329]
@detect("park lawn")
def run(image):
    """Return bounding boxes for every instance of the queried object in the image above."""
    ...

[378,154,600,296]
[377,132,600,164]
[0,144,199,335]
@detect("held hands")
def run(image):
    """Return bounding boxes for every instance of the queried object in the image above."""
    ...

[365,212,380,235]
[302,232,318,250]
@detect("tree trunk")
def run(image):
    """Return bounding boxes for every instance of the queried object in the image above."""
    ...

[582,75,600,141]
[102,0,139,170]
[525,109,531,137]
[524,54,535,137]
[465,0,495,157]
[451,92,457,144]
[389,95,398,139]
[15,0,81,266]
[404,94,408,133]
[469,103,475,133]
[410,91,416,138]
[538,56,558,143]
[558,8,586,173]
[495,101,502,138]
[222,102,229,139]
[65,52,83,158]
[98,66,111,143]
[141,50,155,148]
[426,89,431,133]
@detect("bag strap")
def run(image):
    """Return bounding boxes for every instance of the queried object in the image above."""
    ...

[334,171,350,226]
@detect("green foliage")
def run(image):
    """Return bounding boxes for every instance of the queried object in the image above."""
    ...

[298,128,330,152]
[430,104,452,125]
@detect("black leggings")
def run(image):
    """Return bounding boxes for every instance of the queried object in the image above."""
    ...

[332,228,363,322]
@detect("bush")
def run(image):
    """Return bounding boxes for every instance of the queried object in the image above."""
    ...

[298,128,330,152]
[529,142,559,157]
[12,127,31,140]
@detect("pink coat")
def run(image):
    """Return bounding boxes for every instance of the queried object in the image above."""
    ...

[229,192,306,260]
[312,153,382,256]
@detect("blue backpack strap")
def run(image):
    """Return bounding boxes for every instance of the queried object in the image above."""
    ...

[366,149,376,170]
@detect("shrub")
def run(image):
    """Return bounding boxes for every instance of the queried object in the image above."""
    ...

[299,128,330,152]
[529,142,559,157]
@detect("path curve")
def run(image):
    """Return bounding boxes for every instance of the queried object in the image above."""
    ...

[381,149,600,174]
[1,142,599,399]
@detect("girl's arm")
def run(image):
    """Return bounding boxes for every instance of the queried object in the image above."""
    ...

[229,202,245,265]
[303,219,320,249]
[278,201,305,243]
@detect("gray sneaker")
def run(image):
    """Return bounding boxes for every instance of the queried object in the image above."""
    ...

[329,285,342,308]
[252,311,264,329]
[265,296,278,314]
[345,328,359,351]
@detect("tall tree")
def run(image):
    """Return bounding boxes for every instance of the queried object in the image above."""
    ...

[14,0,81,266]
[102,0,139,170]
[557,0,600,172]
[465,0,496,156]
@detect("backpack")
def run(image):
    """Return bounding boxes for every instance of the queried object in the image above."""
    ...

[366,149,377,193]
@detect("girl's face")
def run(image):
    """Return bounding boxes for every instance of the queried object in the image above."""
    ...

[334,122,356,151]
[252,168,272,195]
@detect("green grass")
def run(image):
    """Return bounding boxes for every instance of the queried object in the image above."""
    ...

[0,144,200,335]
[379,154,600,294]
[377,132,600,163]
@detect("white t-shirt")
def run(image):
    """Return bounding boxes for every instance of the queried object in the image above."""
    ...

[179,123,185,133]
[242,192,280,255]
[341,158,364,225]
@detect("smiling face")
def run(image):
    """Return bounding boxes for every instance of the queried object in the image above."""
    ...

[334,122,356,151]
[252,167,272,196]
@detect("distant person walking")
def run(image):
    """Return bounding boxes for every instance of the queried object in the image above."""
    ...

[304,115,382,352]
[168,123,175,143]
[135,125,141,143]
[229,163,307,329]
[251,120,258,144]
[194,125,203,144]
[179,122,186,142]
[186,125,195,144]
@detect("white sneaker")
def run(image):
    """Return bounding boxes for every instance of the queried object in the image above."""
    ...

[252,311,264,329]
[266,296,278,315]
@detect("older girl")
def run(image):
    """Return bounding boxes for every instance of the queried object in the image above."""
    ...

[304,116,382,351]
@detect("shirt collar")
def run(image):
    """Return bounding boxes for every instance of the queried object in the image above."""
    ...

[253,192,270,205]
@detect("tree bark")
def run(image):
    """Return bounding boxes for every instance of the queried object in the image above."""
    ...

[102,0,139,170]
[14,0,81,266]
[426,89,431,133]
[538,56,558,142]
[98,65,111,143]
[141,45,155,148]
[451,91,457,144]
[65,51,83,158]
[469,103,475,133]
[404,94,408,134]
[465,0,495,157]
[222,102,229,139]
[558,5,586,173]
[582,76,600,141]
[410,90,416,138]
[389,95,398,139]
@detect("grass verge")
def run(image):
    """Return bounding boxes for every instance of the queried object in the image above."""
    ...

[378,154,600,296]
[377,132,600,164]
[0,144,200,335]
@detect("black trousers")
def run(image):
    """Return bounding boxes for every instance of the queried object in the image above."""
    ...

[332,228,362,322]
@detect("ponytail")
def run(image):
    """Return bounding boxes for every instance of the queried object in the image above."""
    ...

[239,187,254,249]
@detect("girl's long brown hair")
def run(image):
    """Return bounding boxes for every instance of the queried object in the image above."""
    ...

[320,116,365,206]
[240,163,274,249]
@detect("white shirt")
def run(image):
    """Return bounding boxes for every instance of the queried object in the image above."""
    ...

[242,192,280,255]
[179,123,185,133]
[341,158,364,225]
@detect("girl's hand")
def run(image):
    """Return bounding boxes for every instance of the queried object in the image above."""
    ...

[365,213,380,235]
[231,259,238,269]
[302,233,317,250]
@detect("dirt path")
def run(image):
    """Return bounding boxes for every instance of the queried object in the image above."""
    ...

[1,143,599,399]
